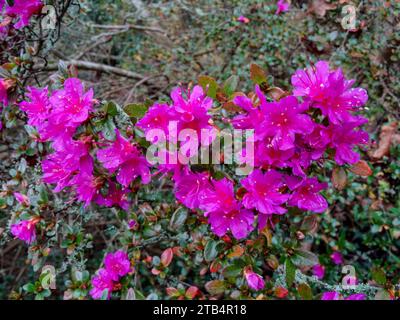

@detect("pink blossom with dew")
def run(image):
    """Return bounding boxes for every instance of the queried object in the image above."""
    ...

[237,16,250,23]
[136,103,177,143]
[170,85,216,148]
[96,129,151,187]
[4,0,43,29]
[231,94,267,141]
[69,155,100,207]
[241,169,289,217]
[42,139,90,192]
[13,192,30,206]
[90,268,114,300]
[257,92,314,150]
[34,78,93,147]
[200,178,254,239]
[275,0,290,15]
[253,137,294,168]
[321,291,340,300]
[42,78,93,143]
[323,116,369,165]
[312,264,325,279]
[95,182,130,211]
[11,218,39,244]
[330,251,343,265]
[19,86,50,127]
[104,250,132,281]
[244,267,265,291]
[287,177,328,213]
[291,61,368,124]
[174,169,212,210]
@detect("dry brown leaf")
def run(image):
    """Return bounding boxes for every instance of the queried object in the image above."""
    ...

[349,160,373,176]
[370,122,398,159]
[309,0,337,17]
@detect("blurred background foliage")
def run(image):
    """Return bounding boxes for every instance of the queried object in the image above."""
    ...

[1,0,399,299]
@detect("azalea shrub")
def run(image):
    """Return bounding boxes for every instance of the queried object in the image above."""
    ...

[1,0,399,301]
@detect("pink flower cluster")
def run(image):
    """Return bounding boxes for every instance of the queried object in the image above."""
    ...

[0,0,43,34]
[20,78,100,206]
[20,78,150,209]
[19,61,369,242]
[90,250,131,299]
[164,61,369,239]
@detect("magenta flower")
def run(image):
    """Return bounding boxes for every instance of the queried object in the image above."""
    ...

[104,250,131,281]
[174,169,212,210]
[90,268,114,300]
[95,183,130,211]
[0,78,8,107]
[291,61,368,124]
[258,94,314,150]
[241,169,289,216]
[70,155,99,207]
[321,291,340,300]
[287,177,328,213]
[323,116,369,165]
[42,139,89,192]
[10,218,39,244]
[136,103,176,143]
[200,178,254,239]
[4,0,43,29]
[171,85,215,148]
[244,268,265,291]
[275,0,290,15]
[49,77,93,126]
[292,61,330,99]
[232,95,266,138]
[14,192,30,206]
[33,78,93,147]
[312,264,325,280]
[19,86,50,127]
[330,251,343,265]
[97,129,151,187]
[254,137,294,168]
[237,16,250,23]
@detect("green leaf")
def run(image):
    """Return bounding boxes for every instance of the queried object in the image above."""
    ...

[101,117,116,140]
[124,103,148,118]
[204,240,219,262]
[291,250,319,268]
[23,283,36,293]
[371,267,386,286]
[104,101,119,117]
[223,75,239,97]
[285,258,296,287]
[169,207,188,231]
[222,265,242,278]
[198,75,218,99]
